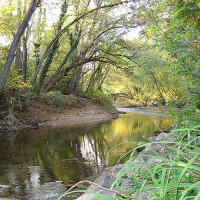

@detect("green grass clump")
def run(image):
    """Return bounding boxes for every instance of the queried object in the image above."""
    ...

[57,126,200,200]
[110,126,200,200]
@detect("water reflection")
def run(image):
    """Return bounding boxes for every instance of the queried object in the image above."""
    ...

[0,109,173,199]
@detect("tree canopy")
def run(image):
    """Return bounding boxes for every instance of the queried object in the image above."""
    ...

[0,0,199,125]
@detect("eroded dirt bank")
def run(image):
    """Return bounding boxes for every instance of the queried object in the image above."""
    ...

[0,95,119,132]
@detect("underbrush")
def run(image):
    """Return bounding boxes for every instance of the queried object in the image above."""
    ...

[43,90,114,109]
[58,126,200,200]
[85,91,113,107]
[43,91,64,106]
[42,91,79,108]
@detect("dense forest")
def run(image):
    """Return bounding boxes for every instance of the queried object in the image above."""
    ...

[0,0,200,125]
[0,0,200,199]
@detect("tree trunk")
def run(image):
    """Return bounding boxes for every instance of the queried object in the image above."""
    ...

[43,35,80,92]
[0,0,41,93]
[15,42,23,71]
[22,35,28,82]
[43,67,71,93]
[85,65,100,93]
[29,1,126,89]
[98,66,109,91]
[74,65,83,96]
[151,72,165,105]
[69,68,76,95]
[38,0,68,92]
[4,99,19,126]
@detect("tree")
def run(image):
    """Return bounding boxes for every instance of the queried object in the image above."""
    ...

[0,0,41,94]
[38,0,68,92]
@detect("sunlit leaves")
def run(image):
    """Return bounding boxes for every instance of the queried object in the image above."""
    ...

[5,70,31,90]
[150,25,159,33]
[0,1,18,37]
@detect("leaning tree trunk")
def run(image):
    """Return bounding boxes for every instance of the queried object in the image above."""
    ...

[151,71,166,105]
[22,30,29,82]
[85,65,100,93]
[74,65,83,96]
[0,0,41,94]
[69,68,76,95]
[38,0,68,92]
[43,67,71,93]
[15,42,23,71]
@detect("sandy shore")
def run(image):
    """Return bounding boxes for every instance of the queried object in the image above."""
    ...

[25,96,119,128]
[0,96,119,133]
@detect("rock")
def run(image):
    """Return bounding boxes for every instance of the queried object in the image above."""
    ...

[136,146,145,153]
[76,164,125,200]
[76,132,176,200]
[30,122,39,129]
[118,111,126,114]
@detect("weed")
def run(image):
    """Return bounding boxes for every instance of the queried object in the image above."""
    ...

[66,100,72,107]
[44,91,64,106]
[110,126,200,200]
[57,126,200,199]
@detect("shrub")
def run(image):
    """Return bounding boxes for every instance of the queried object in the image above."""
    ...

[44,90,64,106]
[86,90,113,106]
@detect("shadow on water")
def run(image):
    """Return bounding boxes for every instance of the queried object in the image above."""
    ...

[0,108,173,199]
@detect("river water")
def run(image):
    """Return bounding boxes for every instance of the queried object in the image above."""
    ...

[0,108,173,200]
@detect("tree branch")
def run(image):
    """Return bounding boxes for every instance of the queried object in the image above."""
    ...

[0,0,42,93]
[30,0,130,86]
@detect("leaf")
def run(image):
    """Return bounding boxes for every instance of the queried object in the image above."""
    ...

[180,181,200,200]
[194,192,200,200]
[195,13,200,17]
[114,44,121,50]
[139,29,147,36]
[150,25,159,33]
[165,39,171,49]
[121,49,127,56]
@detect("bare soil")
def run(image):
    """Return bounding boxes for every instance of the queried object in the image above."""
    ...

[21,95,119,127]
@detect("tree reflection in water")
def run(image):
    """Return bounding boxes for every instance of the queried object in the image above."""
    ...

[0,110,173,199]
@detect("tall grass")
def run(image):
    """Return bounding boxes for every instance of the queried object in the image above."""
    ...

[57,126,200,200]
[110,125,200,200]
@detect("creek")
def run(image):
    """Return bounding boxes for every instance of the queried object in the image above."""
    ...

[0,108,173,200]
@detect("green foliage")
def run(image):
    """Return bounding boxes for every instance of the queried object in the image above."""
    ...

[38,41,59,90]
[44,90,64,106]
[109,126,200,200]
[0,46,8,73]
[65,99,72,107]
[139,0,200,125]
[5,70,31,91]
[0,1,18,37]
[86,90,113,106]
[38,0,68,91]
[108,44,177,106]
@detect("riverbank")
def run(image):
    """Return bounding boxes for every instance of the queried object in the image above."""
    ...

[75,124,200,200]
[0,106,175,199]
[75,131,175,200]
[0,95,119,133]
